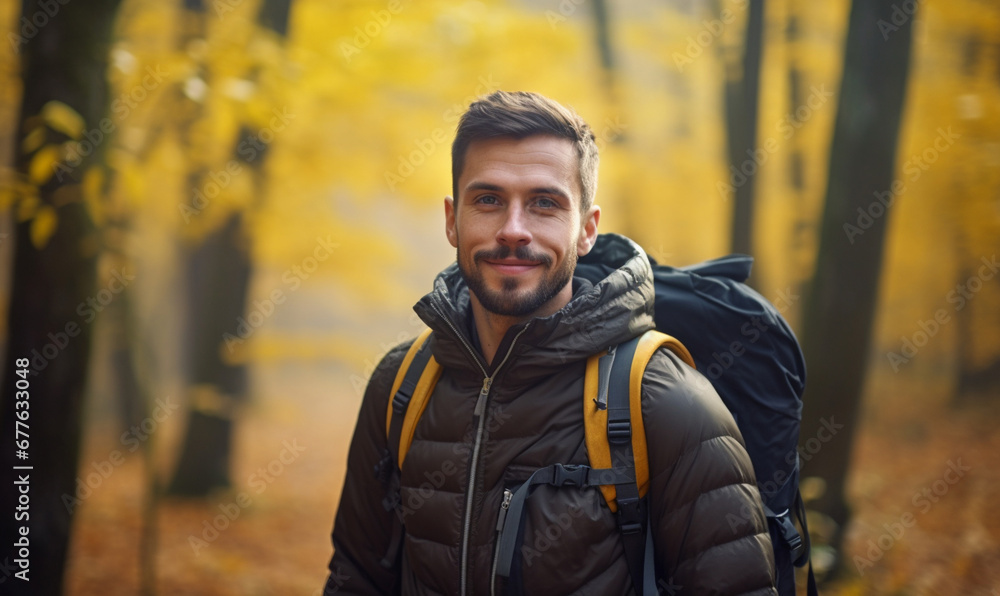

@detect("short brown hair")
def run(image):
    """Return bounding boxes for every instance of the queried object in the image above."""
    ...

[451,91,599,213]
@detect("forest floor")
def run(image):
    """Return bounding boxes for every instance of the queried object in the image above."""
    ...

[63,359,1000,596]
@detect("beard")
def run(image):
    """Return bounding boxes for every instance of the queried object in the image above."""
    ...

[457,242,577,318]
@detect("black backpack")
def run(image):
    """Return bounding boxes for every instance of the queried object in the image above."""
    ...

[576,233,814,595]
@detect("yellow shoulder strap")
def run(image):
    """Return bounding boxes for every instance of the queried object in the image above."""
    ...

[583,330,696,512]
[385,328,443,468]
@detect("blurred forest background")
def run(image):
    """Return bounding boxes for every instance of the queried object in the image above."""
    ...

[0,0,998,594]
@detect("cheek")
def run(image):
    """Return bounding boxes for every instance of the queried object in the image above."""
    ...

[462,213,499,242]
[559,221,583,252]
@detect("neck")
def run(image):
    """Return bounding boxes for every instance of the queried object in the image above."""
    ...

[469,305,524,367]
[469,283,574,366]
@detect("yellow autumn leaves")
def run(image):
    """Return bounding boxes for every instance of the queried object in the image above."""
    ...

[1,100,110,249]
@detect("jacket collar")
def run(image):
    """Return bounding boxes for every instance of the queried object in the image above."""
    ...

[413,234,656,386]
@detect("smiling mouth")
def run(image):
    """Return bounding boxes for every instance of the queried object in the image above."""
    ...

[484,260,541,275]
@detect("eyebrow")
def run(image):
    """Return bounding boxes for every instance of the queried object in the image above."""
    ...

[464,181,571,201]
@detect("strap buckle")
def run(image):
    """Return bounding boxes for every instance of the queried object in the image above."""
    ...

[391,387,412,414]
[607,419,631,445]
[552,464,588,487]
[774,509,806,565]
[617,496,643,534]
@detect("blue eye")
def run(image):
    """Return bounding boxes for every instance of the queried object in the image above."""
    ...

[536,197,557,209]
[476,195,499,205]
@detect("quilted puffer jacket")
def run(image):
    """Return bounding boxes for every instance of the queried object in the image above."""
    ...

[325,236,776,595]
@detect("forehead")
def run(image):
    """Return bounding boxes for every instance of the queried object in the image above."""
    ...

[459,135,580,199]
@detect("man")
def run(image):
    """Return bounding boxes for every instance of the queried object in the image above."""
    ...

[325,91,776,595]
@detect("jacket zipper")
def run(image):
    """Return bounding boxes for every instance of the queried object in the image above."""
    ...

[430,301,530,596]
[490,489,514,596]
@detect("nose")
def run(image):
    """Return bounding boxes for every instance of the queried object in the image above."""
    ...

[496,203,531,247]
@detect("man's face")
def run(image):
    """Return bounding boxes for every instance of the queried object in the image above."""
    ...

[445,135,600,319]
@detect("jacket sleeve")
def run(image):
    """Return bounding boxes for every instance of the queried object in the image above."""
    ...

[642,348,777,596]
[324,341,413,595]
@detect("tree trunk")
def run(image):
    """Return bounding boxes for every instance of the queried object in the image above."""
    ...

[103,271,160,594]
[590,0,615,73]
[0,1,122,593]
[954,266,1000,406]
[167,211,251,495]
[167,0,292,497]
[798,0,915,569]
[726,0,765,259]
[784,2,808,285]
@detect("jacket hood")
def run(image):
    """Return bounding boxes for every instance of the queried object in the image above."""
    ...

[413,234,656,385]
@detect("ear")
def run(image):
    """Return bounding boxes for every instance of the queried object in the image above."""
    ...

[576,204,601,256]
[445,196,458,248]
